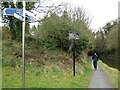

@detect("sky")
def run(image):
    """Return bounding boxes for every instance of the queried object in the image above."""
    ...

[53,0,119,30]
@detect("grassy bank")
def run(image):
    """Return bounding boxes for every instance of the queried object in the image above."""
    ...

[98,60,119,89]
[0,68,1,89]
[3,58,92,88]
[2,35,93,88]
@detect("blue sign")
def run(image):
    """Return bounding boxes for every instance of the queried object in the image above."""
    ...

[3,8,35,21]
[3,8,23,16]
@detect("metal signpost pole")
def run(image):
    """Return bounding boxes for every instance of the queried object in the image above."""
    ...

[69,33,79,76]
[22,0,26,88]
[3,0,35,88]
[73,39,75,76]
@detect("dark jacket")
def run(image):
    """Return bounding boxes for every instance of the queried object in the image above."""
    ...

[92,55,98,61]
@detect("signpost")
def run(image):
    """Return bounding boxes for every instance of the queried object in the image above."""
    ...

[2,0,36,88]
[69,32,79,76]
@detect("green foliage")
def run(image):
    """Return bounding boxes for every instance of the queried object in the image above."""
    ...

[95,19,118,69]
[2,40,22,67]
[40,38,59,50]
[106,25,118,49]
[75,38,89,57]
[2,26,11,40]
[37,13,72,51]
[37,10,94,56]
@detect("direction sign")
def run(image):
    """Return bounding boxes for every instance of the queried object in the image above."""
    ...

[3,8,22,16]
[69,32,79,40]
[14,13,23,21]
[3,8,35,21]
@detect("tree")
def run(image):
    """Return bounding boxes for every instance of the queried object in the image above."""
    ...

[103,20,118,35]
[36,6,95,57]
[106,25,118,50]
[95,19,118,69]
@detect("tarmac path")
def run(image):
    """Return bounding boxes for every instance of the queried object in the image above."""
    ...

[88,63,114,89]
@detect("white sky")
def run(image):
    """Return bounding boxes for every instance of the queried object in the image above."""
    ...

[53,0,119,30]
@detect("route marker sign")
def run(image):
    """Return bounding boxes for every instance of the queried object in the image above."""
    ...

[3,8,35,21]
[14,13,23,21]
[3,8,22,16]
[69,32,79,40]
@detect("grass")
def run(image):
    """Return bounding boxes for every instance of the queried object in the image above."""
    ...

[2,59,92,88]
[0,61,1,89]
[98,60,119,89]
[0,68,2,89]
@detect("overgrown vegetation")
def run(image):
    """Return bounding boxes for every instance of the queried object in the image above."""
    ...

[34,10,95,56]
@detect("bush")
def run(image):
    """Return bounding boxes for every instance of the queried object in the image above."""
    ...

[2,26,11,40]
[75,38,89,57]
[40,38,59,50]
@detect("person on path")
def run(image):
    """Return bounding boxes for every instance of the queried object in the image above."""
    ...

[92,52,98,70]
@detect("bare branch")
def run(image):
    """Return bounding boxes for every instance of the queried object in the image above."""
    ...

[30,1,66,23]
